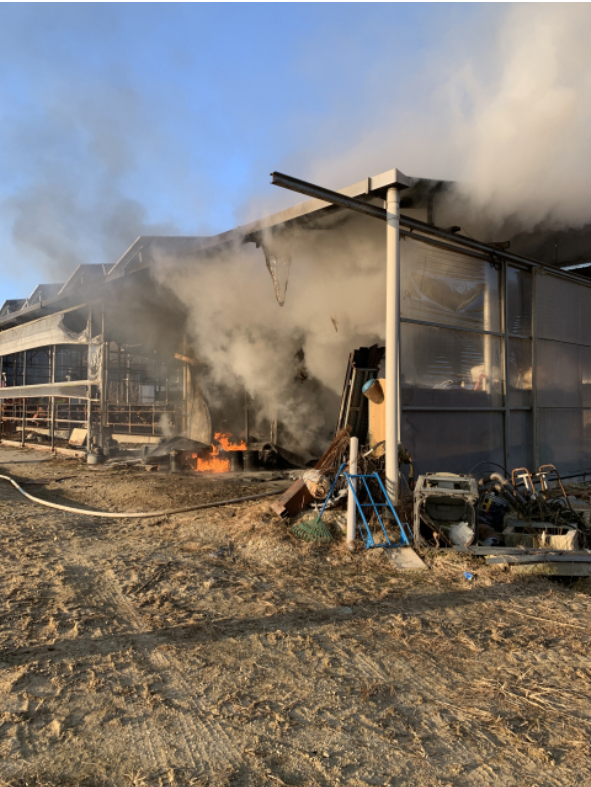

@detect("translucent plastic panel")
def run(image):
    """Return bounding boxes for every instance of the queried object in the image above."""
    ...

[538,409,591,474]
[401,238,501,332]
[401,323,504,407]
[581,287,591,346]
[537,340,582,408]
[508,411,533,471]
[401,411,505,476]
[537,274,582,343]
[508,338,532,407]
[507,267,532,337]
[583,347,591,407]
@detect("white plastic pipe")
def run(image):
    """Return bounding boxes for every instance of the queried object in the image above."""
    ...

[386,186,401,505]
[346,436,359,549]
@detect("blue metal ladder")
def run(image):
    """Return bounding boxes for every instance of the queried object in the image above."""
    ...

[318,463,412,550]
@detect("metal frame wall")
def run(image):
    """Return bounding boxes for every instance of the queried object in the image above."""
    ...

[399,245,534,473]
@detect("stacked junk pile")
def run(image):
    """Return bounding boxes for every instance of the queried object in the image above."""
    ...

[271,346,417,558]
[90,342,591,573]
[267,345,591,574]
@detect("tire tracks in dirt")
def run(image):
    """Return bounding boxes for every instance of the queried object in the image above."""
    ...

[8,519,244,784]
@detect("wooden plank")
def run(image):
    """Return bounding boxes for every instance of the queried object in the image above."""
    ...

[455,546,591,556]
[512,562,591,577]
[68,428,88,447]
[486,554,591,565]
[385,547,427,571]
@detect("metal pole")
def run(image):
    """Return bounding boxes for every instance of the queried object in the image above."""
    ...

[87,306,92,451]
[244,388,250,445]
[0,355,3,441]
[532,270,539,468]
[21,350,26,446]
[101,303,108,448]
[50,346,56,452]
[502,263,510,471]
[346,436,359,550]
[386,186,401,504]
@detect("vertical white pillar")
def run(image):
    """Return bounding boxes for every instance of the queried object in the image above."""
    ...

[386,186,401,505]
[346,436,359,549]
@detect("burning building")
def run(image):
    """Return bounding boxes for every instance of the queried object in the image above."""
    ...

[1,168,591,479]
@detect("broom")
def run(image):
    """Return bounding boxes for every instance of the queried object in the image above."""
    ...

[291,515,333,544]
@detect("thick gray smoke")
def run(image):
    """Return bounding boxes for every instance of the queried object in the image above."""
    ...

[155,3,591,452]
[155,213,387,455]
[7,4,591,452]
[3,82,178,281]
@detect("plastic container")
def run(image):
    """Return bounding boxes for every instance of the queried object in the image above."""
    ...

[362,379,384,404]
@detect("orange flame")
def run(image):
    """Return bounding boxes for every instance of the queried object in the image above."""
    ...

[215,432,247,451]
[191,433,246,473]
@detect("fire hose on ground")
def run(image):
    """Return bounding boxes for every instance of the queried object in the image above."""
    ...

[0,473,289,519]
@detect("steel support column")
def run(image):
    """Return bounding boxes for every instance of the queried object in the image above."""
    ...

[50,345,56,452]
[87,306,92,450]
[532,270,539,468]
[502,262,510,471]
[21,350,26,446]
[101,303,108,448]
[385,186,401,504]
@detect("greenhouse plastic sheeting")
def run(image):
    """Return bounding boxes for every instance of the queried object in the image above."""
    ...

[0,312,90,356]
[401,237,501,332]
[401,410,504,475]
[537,340,585,408]
[401,322,504,407]
[537,274,585,344]
[507,267,532,337]
[509,411,533,470]
[538,409,591,474]
[508,337,532,407]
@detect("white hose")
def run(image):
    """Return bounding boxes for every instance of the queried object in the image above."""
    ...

[0,474,287,519]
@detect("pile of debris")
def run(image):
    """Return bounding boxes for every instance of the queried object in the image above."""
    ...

[413,463,591,576]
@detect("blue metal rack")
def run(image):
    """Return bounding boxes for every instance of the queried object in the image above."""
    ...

[318,463,412,550]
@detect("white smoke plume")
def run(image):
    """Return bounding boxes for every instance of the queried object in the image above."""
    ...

[6,4,591,453]
[263,4,591,240]
[155,214,386,455]
[158,4,591,452]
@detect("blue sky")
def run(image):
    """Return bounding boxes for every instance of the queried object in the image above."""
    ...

[0,3,498,300]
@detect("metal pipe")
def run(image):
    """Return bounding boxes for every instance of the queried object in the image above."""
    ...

[386,186,401,504]
[244,388,250,445]
[0,355,3,440]
[101,303,108,449]
[21,350,26,447]
[402,316,504,338]
[502,261,510,471]
[87,306,92,449]
[270,171,591,290]
[532,270,539,468]
[50,345,55,452]
[346,436,358,549]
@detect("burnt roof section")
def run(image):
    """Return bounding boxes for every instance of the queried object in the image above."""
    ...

[58,263,114,295]
[0,299,26,320]
[25,283,64,307]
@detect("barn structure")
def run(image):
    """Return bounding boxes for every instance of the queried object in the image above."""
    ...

[1,168,591,479]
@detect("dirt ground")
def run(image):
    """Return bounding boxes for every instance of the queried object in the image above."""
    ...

[1,446,591,787]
